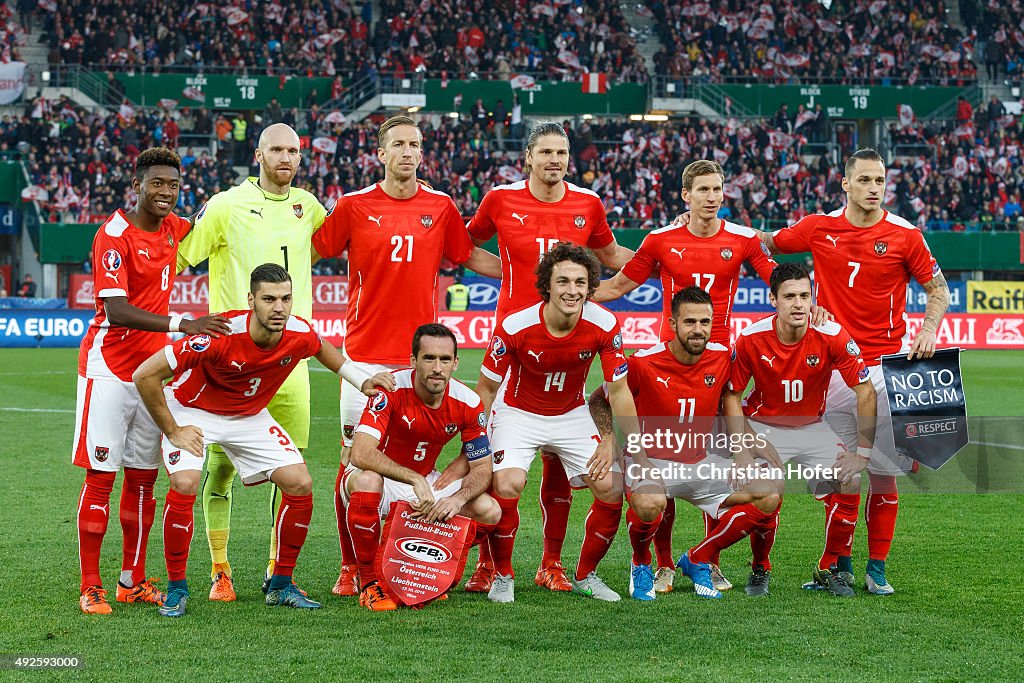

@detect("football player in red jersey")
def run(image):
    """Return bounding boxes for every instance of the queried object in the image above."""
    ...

[132,264,393,617]
[312,115,500,596]
[343,324,501,611]
[725,263,878,597]
[73,147,231,615]
[762,149,950,594]
[474,243,639,603]
[460,122,634,595]
[590,286,782,600]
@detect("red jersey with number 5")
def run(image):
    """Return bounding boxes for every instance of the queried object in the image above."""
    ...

[78,210,191,381]
[481,301,627,416]
[355,370,488,476]
[165,311,321,415]
[626,341,731,463]
[311,183,475,364]
[729,315,868,426]
[772,208,939,363]
[467,181,614,321]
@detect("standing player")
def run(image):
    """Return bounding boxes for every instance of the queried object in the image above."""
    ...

[724,263,877,596]
[460,121,634,595]
[593,159,779,594]
[476,243,636,604]
[311,115,500,596]
[177,123,327,600]
[589,287,782,600]
[762,149,950,594]
[343,324,500,611]
[74,147,231,614]
[132,264,393,617]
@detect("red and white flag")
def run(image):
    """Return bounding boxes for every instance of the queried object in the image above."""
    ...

[952,155,968,178]
[733,172,756,187]
[898,104,915,128]
[777,162,800,180]
[312,137,337,155]
[509,73,537,90]
[158,98,178,109]
[723,185,744,200]
[581,72,607,93]
[794,110,816,130]
[325,111,346,123]
[182,86,205,102]
[558,49,581,70]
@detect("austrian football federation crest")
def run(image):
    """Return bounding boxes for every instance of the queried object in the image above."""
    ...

[421,215,433,229]
[574,215,586,229]
[280,355,293,366]
[168,450,181,465]
[293,204,304,218]
[94,446,109,462]
[445,423,458,435]
[720,247,733,261]
[806,354,820,367]
[343,424,355,440]
[704,374,716,387]
[493,450,505,464]
[874,240,887,256]
[579,349,593,360]
[167,234,174,246]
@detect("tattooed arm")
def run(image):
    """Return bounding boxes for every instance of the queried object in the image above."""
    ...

[908,271,950,359]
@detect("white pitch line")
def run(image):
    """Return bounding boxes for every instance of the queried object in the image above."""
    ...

[0,407,74,413]
[971,441,1024,451]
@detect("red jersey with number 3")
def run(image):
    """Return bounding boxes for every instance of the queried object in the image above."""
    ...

[620,220,777,345]
[467,181,614,321]
[772,208,939,363]
[78,210,191,381]
[729,316,868,426]
[626,341,731,463]
[165,311,322,415]
[481,301,627,416]
[355,370,488,476]
[311,183,475,364]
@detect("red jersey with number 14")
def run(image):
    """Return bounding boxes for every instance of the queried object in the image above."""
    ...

[729,316,868,427]
[165,311,322,415]
[79,210,191,382]
[481,301,627,416]
[312,183,475,364]
[772,208,939,363]
[355,369,488,476]
[467,180,614,321]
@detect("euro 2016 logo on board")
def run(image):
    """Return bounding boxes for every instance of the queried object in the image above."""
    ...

[186,334,211,352]
[102,249,122,271]
[168,450,181,465]
[94,446,109,462]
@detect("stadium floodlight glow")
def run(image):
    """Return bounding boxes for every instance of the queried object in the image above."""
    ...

[407,106,421,113]
[42,70,50,83]
[448,112,460,118]
[643,114,669,122]
[582,114,593,120]
[629,114,643,121]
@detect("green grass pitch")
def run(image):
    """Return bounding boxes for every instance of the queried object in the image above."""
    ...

[0,348,1021,681]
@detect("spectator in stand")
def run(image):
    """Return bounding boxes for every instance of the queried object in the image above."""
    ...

[17,274,37,298]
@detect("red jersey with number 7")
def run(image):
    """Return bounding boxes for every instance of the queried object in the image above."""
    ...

[772,208,939,363]
[165,310,322,415]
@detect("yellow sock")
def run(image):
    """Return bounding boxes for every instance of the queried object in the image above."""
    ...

[208,529,230,574]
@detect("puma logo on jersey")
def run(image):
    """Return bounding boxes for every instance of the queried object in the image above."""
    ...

[760,355,776,367]
[249,208,264,218]
[876,497,899,506]
[137,248,151,259]
[89,504,109,517]
[594,531,614,543]
[368,215,383,227]
[402,415,416,428]
[353,523,378,533]
[105,272,120,284]
[171,522,193,533]
[293,522,310,529]
[230,361,245,371]
[527,350,544,362]
[656,376,670,388]
[494,532,515,539]
[825,234,839,247]
[669,247,686,259]
[511,212,528,225]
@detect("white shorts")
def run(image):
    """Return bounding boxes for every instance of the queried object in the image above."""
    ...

[340,467,464,517]
[72,376,162,472]
[825,364,912,476]
[625,453,734,518]
[489,404,615,488]
[749,418,853,496]
[163,392,305,485]
[340,357,404,447]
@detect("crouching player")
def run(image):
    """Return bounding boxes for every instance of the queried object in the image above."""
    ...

[342,323,501,611]
[133,264,393,616]
[590,286,782,600]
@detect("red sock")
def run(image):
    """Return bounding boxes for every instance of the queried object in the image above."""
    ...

[77,470,116,591]
[750,505,779,571]
[819,493,860,569]
[576,499,622,580]
[652,498,675,568]
[334,465,356,565]
[702,511,722,565]
[473,522,496,546]
[540,453,572,565]
[489,494,520,577]
[346,491,382,588]
[162,489,196,583]
[690,503,769,565]
[120,467,157,584]
[866,474,899,561]
[626,507,661,566]
[274,493,313,578]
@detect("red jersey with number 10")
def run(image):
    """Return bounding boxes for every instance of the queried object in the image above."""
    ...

[772,208,939,363]
[467,181,614,321]
[312,183,475,364]
[165,311,322,415]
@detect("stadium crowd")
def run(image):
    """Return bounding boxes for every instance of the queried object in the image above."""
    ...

[959,0,1024,83]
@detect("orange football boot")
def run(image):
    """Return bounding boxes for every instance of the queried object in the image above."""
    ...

[209,570,237,602]
[465,562,494,592]
[359,581,397,611]
[534,561,572,591]
[116,578,166,605]
[80,586,113,615]
[332,564,359,597]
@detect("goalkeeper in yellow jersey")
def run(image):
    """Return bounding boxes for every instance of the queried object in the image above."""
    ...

[177,123,327,600]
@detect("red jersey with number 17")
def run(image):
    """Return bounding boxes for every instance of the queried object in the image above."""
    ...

[772,208,939,363]
[481,301,628,416]
[620,220,777,346]
[165,311,322,416]
[312,183,475,364]
[355,369,489,476]
[728,316,868,427]
[467,180,614,321]
[79,210,191,382]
